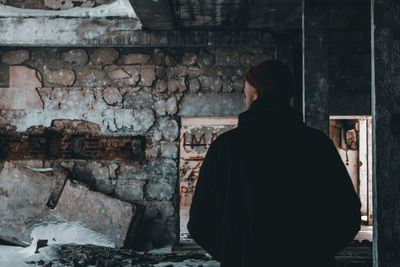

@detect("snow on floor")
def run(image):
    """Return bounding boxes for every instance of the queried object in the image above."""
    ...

[0,0,140,20]
[0,221,115,267]
[355,225,373,242]
[154,259,220,267]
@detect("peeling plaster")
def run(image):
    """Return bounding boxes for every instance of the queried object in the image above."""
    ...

[0,0,140,20]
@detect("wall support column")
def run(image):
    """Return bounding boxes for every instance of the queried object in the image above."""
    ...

[303,0,330,135]
[373,0,400,265]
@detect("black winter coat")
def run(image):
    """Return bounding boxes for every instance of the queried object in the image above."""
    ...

[187,97,361,267]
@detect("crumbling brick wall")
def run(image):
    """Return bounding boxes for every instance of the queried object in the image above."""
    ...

[0,47,272,249]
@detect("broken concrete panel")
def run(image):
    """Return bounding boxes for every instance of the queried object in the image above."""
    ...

[72,161,110,190]
[0,162,54,244]
[1,49,29,65]
[91,48,119,65]
[9,66,43,109]
[145,183,174,201]
[62,49,88,65]
[178,92,246,116]
[47,166,69,208]
[115,179,145,202]
[103,87,122,105]
[50,180,134,248]
[160,142,178,159]
[46,69,76,86]
[182,52,198,66]
[95,179,115,196]
[160,119,179,142]
[119,53,151,65]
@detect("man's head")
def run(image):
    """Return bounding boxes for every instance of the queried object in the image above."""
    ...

[244,59,295,109]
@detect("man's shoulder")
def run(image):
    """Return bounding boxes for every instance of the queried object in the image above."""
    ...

[301,125,336,151]
[209,127,239,149]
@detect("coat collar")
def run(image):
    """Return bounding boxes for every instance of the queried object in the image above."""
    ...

[238,96,304,128]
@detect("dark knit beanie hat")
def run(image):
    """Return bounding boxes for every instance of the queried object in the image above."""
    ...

[245,59,295,100]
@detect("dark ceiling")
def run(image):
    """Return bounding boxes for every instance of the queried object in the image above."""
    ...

[1,0,370,32]
[130,0,370,31]
[130,0,303,31]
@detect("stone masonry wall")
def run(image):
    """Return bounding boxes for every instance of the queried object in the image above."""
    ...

[0,47,273,249]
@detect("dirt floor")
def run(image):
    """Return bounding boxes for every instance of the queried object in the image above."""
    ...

[17,240,371,267]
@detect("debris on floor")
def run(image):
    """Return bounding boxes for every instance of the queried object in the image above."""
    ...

[0,161,137,248]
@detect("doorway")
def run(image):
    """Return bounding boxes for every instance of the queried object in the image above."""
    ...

[179,117,237,241]
[329,115,373,242]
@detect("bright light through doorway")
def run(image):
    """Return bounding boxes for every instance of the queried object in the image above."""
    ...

[330,115,373,242]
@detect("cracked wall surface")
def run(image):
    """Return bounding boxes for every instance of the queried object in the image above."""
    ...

[1,0,116,10]
[0,47,272,249]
